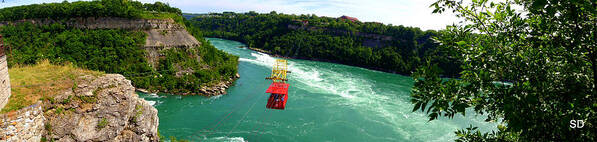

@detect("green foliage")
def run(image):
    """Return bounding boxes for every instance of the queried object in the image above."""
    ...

[454,124,520,142]
[141,1,181,14]
[44,123,52,131]
[188,12,456,76]
[0,0,238,95]
[72,80,77,93]
[78,96,97,103]
[1,22,151,72]
[61,95,72,104]
[413,0,596,141]
[0,22,234,94]
[157,129,165,142]
[97,118,108,129]
[55,107,64,114]
[131,104,143,123]
[0,0,181,21]
[169,136,189,142]
[43,96,56,104]
[143,37,238,93]
[44,123,53,137]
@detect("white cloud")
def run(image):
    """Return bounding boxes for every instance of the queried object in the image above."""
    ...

[1,0,460,30]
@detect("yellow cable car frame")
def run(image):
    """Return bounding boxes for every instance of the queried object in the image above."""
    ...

[265,59,291,83]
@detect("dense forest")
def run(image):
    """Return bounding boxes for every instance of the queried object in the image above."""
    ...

[186,12,460,76]
[0,0,238,94]
[0,0,181,21]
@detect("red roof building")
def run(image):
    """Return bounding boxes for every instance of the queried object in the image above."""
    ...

[339,15,359,22]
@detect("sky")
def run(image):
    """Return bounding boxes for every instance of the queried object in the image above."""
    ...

[0,0,460,30]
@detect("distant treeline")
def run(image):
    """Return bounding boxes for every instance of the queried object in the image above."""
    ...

[0,0,181,21]
[187,11,460,76]
[0,0,238,94]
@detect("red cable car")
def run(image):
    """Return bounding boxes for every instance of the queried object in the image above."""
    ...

[265,82,289,109]
[265,59,290,110]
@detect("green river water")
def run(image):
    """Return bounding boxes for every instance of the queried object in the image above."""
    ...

[138,38,497,142]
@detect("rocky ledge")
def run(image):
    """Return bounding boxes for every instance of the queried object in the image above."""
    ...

[43,74,159,142]
[136,73,240,96]
[196,73,240,96]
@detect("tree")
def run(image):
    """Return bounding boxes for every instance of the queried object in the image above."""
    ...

[411,0,596,141]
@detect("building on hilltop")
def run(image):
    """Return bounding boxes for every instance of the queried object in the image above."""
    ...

[339,15,359,22]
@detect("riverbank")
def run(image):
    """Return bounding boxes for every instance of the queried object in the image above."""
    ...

[136,73,240,96]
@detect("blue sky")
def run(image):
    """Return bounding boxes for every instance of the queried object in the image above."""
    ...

[0,0,459,30]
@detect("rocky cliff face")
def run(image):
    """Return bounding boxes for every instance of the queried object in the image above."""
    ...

[43,74,158,142]
[0,17,181,30]
[0,17,200,49]
[144,28,201,67]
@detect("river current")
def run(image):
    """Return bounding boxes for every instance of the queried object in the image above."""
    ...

[139,38,496,142]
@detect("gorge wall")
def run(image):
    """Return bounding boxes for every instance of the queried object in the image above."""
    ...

[0,17,200,48]
[0,17,200,67]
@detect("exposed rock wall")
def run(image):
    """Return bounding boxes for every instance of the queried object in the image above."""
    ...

[0,17,183,30]
[0,54,10,109]
[43,74,159,142]
[0,17,200,50]
[0,102,45,142]
[144,28,200,67]
[0,17,202,70]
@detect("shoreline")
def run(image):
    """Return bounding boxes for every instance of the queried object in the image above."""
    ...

[135,73,240,96]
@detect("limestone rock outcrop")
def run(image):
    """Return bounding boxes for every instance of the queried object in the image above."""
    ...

[43,74,159,142]
[196,73,240,96]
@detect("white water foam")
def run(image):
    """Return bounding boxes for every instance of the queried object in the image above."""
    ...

[239,50,409,131]
[147,100,156,106]
[143,93,164,98]
[208,136,246,142]
[238,52,277,68]
[237,50,493,140]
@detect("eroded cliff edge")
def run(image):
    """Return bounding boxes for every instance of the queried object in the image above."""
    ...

[44,74,159,141]
[0,74,158,141]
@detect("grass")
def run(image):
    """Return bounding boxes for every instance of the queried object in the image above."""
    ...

[131,104,144,123]
[1,60,104,113]
[97,118,108,129]
[77,96,97,103]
